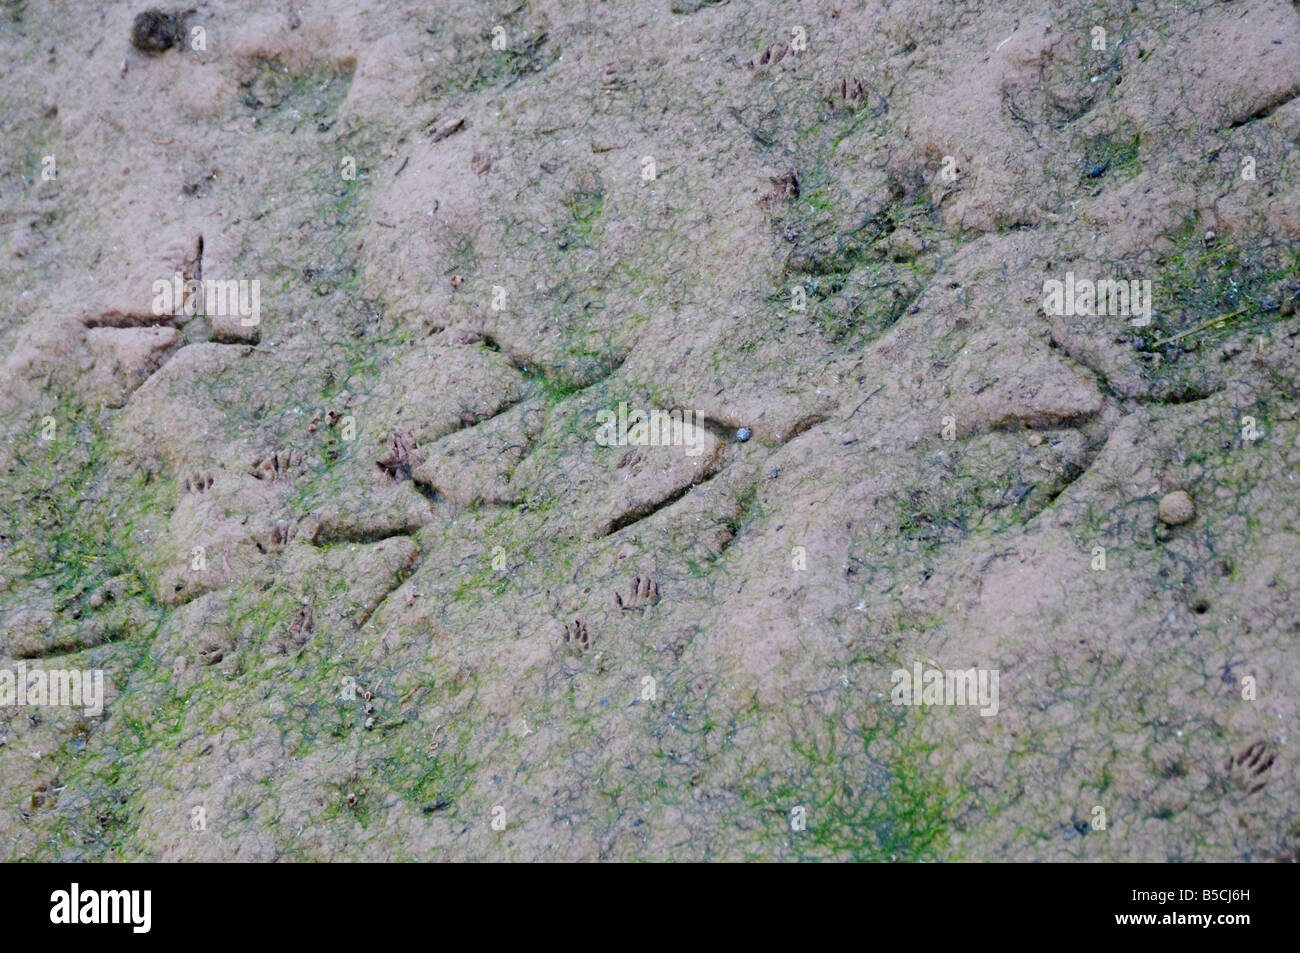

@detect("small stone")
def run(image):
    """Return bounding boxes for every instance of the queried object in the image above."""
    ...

[736,427,752,443]
[1158,490,1196,525]
[1028,433,1043,447]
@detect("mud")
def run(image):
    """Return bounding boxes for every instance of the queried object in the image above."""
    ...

[0,0,1297,861]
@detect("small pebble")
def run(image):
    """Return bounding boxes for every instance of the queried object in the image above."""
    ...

[736,427,752,442]
[1028,433,1043,447]
[1158,490,1196,525]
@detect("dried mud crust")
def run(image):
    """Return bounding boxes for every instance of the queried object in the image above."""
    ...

[0,0,1297,862]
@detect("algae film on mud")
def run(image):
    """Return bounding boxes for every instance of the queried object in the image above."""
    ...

[0,0,1295,873]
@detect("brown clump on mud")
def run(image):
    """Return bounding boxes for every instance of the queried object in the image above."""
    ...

[0,0,1297,863]
[129,9,187,53]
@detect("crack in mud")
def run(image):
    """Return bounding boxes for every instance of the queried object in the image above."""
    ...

[1227,88,1300,129]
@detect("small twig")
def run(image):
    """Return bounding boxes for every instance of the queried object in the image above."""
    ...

[1150,306,1248,347]
[728,106,774,147]
[1006,101,1032,130]
[429,117,466,142]
[994,21,1019,53]
[849,384,884,418]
